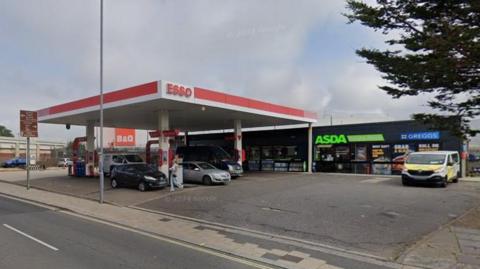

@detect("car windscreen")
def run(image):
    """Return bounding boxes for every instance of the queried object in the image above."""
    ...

[127,164,154,172]
[198,163,217,170]
[125,155,143,162]
[406,154,446,165]
[211,147,231,160]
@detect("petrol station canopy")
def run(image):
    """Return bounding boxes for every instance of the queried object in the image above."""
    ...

[37,80,317,131]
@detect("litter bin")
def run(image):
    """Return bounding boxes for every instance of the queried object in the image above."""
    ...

[68,164,73,176]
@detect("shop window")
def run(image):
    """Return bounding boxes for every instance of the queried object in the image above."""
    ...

[315,145,334,161]
[246,146,261,171]
[335,146,350,162]
[335,146,351,173]
[392,144,415,174]
[314,145,335,172]
[354,145,368,161]
[261,147,272,159]
[371,144,391,175]
[247,147,261,161]
[261,160,274,171]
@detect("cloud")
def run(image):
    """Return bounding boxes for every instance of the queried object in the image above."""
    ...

[1,0,472,143]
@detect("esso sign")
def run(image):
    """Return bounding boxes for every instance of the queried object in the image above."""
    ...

[167,83,192,97]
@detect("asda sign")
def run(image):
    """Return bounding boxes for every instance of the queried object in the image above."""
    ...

[315,134,385,145]
[315,134,347,144]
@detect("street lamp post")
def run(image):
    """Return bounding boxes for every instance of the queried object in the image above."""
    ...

[99,0,104,203]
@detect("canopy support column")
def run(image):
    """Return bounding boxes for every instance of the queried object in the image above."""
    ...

[158,110,170,176]
[307,123,313,173]
[234,119,242,166]
[86,120,95,176]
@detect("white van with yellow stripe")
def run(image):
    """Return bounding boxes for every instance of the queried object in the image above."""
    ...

[402,151,460,187]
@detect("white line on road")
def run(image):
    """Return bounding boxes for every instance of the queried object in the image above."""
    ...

[3,224,59,251]
[360,177,393,183]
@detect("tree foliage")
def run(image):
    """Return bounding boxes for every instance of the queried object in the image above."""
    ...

[0,125,14,137]
[345,0,480,138]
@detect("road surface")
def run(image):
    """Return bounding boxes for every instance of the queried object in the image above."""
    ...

[0,195,266,269]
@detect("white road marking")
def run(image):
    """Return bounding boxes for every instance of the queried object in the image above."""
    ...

[360,177,393,183]
[3,224,59,251]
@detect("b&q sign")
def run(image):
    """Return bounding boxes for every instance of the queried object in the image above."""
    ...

[114,128,136,147]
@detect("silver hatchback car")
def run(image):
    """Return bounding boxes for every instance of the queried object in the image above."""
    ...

[181,161,231,185]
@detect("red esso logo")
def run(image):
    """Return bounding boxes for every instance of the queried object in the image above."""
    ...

[167,83,192,97]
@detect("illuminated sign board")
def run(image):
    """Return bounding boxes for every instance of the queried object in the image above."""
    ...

[114,128,136,147]
[400,131,440,140]
[315,134,385,145]
[315,134,347,144]
[347,134,384,142]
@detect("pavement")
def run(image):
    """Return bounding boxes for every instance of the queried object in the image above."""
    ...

[0,195,263,269]
[399,206,480,269]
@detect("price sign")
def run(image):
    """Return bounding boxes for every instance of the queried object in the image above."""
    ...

[20,110,38,137]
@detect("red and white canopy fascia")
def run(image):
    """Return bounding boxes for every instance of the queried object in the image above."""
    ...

[37,80,317,131]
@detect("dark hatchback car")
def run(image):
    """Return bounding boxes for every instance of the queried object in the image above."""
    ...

[110,164,167,192]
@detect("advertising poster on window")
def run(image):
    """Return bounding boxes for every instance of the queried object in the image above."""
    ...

[418,143,440,152]
[372,144,391,175]
[391,144,415,174]
[372,145,391,162]
[352,145,369,174]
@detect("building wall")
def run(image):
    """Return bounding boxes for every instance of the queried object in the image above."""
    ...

[187,120,463,174]
[0,137,65,164]
[312,120,462,151]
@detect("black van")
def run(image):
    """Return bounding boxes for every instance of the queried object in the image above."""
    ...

[176,146,243,177]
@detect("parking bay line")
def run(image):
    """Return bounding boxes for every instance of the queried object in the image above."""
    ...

[3,223,59,251]
[360,177,394,183]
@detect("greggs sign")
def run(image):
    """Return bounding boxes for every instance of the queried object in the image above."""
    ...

[166,83,192,98]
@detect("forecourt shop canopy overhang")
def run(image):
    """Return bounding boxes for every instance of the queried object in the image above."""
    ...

[37,80,317,130]
[36,80,317,175]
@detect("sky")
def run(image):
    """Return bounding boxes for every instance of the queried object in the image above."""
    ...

[0,0,478,144]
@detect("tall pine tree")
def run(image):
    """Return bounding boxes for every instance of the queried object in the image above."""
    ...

[345,1,480,138]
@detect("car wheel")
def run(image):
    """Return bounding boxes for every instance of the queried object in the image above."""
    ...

[111,178,119,189]
[440,176,448,188]
[138,182,146,192]
[202,176,212,186]
[453,172,460,183]
[402,178,409,186]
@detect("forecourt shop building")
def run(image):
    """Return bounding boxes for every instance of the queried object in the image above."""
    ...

[36,80,463,177]
[188,120,464,175]
[36,80,317,176]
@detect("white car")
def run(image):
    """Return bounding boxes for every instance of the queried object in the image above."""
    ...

[181,161,231,185]
[57,158,73,167]
[103,153,145,176]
